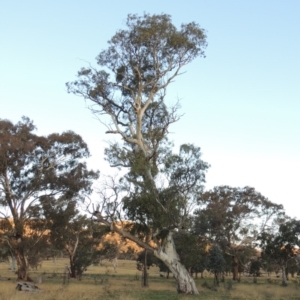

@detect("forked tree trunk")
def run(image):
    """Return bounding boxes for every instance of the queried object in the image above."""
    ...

[154,232,199,294]
[69,255,77,278]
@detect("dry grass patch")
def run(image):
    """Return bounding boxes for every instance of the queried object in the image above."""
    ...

[1,259,300,299]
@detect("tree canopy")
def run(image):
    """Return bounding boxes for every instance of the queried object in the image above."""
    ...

[259,218,300,285]
[0,117,98,280]
[193,186,284,280]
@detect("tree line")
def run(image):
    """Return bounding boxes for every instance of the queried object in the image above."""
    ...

[1,13,299,294]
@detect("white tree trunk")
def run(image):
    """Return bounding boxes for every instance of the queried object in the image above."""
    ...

[111,257,118,273]
[282,265,288,285]
[93,214,199,294]
[154,232,199,294]
[11,255,16,271]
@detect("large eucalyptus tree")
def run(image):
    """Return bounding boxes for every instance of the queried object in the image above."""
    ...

[67,13,207,294]
[0,117,98,280]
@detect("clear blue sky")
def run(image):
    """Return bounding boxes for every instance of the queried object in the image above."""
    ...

[1,1,299,217]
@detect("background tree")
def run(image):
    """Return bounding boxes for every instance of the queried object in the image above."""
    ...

[259,218,300,286]
[136,249,153,287]
[261,259,279,278]
[249,260,261,283]
[43,198,102,279]
[193,186,284,281]
[67,13,207,294]
[71,230,102,279]
[136,250,156,271]
[98,240,120,272]
[286,257,299,279]
[205,244,226,286]
[0,117,98,280]
[22,218,50,271]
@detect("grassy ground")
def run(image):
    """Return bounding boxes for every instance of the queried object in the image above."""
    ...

[1,258,300,299]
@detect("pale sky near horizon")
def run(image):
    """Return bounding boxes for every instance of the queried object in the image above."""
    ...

[1,1,299,218]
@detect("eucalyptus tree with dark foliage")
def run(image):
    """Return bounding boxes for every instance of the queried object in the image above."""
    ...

[259,219,300,285]
[205,244,226,286]
[193,186,284,281]
[0,117,98,281]
[67,13,207,294]
[42,197,103,279]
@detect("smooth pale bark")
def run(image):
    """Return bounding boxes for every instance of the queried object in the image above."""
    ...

[282,265,288,285]
[10,255,16,271]
[154,232,199,294]
[65,249,78,278]
[110,257,118,273]
[65,234,79,278]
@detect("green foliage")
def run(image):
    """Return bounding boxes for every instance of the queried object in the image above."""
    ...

[259,219,300,269]
[123,144,209,233]
[67,12,207,196]
[104,101,174,179]
[249,260,261,277]
[136,250,156,271]
[164,144,208,191]
[0,117,96,213]
[195,186,283,244]
[286,257,299,278]
[0,117,98,221]
[173,232,206,272]
[44,200,103,278]
[68,13,206,99]
[99,240,120,259]
[73,242,102,278]
[0,116,98,280]
[193,185,284,280]
[0,242,10,263]
[205,244,226,275]
[67,12,208,235]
